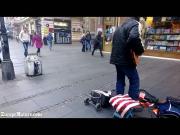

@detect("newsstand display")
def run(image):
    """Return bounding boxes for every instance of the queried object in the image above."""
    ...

[144,17,180,59]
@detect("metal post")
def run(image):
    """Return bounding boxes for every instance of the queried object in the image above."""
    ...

[0,17,15,80]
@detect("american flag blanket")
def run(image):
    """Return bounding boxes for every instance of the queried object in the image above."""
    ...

[109,94,153,118]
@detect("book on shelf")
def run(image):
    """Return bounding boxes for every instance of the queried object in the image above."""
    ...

[168,41,174,46]
[166,47,171,51]
[161,17,166,22]
[159,46,166,50]
[164,29,171,34]
[147,46,154,50]
[172,28,180,33]
[156,29,162,34]
[174,41,179,46]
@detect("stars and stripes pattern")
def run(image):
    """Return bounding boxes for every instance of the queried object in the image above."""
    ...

[109,94,141,118]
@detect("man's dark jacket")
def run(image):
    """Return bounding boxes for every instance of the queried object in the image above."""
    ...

[110,18,144,67]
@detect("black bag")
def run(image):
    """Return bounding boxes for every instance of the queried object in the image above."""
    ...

[139,89,159,103]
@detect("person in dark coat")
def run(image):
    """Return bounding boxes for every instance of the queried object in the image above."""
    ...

[80,34,86,52]
[0,43,1,64]
[110,17,145,100]
[92,31,104,57]
[85,31,92,51]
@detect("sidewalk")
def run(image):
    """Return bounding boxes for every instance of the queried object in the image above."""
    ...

[0,39,180,118]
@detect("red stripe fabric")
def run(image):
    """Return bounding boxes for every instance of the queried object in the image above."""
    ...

[114,99,133,109]
[109,94,129,104]
[119,101,138,112]
[110,94,141,117]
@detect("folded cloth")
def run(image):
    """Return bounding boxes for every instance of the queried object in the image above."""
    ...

[109,94,141,118]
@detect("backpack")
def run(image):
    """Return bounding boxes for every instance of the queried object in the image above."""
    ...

[157,97,180,118]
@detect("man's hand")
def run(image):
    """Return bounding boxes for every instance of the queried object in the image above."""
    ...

[132,51,140,65]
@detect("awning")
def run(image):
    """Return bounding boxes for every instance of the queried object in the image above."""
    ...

[12,17,31,25]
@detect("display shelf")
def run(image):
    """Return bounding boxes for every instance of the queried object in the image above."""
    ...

[146,39,180,41]
[146,33,180,35]
[147,44,179,47]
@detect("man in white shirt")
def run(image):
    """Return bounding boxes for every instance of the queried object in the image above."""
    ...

[19,27,30,57]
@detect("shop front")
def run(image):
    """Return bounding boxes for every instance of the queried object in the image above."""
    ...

[144,17,180,59]
[102,17,117,52]
[35,18,41,35]
[41,17,54,39]
[54,19,72,44]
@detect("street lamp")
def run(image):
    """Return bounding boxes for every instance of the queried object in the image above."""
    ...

[0,17,15,80]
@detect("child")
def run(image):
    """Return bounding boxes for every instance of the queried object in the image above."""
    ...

[80,34,86,52]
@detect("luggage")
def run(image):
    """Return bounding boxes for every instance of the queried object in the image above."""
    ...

[84,89,114,111]
[24,54,42,76]
[91,90,112,108]
[139,89,159,103]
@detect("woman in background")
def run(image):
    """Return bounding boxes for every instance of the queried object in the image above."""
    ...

[32,32,43,56]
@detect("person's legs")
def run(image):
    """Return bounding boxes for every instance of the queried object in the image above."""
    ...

[22,42,26,57]
[23,42,28,57]
[47,41,52,51]
[26,42,29,56]
[89,41,91,51]
[92,47,96,55]
[115,65,126,95]
[82,44,83,52]
[99,47,104,57]
[85,41,88,52]
[122,66,140,100]
[86,41,89,51]
[37,48,40,56]
[50,42,52,51]
[82,43,85,52]
[87,41,91,51]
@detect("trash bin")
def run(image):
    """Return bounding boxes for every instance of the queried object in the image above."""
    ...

[43,37,47,45]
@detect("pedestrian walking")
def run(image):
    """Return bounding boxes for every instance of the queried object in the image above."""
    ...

[85,31,92,51]
[0,44,1,64]
[92,31,104,57]
[19,27,30,57]
[15,33,19,42]
[30,31,34,46]
[32,32,43,56]
[80,33,86,52]
[110,17,145,100]
[46,32,53,51]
